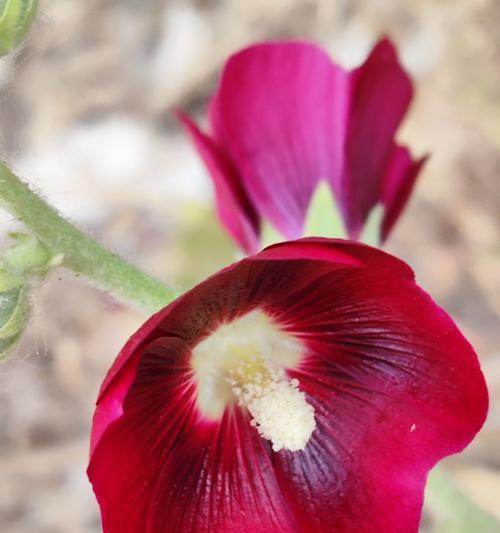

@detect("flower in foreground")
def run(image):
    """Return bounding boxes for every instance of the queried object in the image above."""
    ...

[88,239,487,533]
[179,39,427,253]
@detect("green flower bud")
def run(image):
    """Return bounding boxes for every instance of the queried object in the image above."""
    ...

[5,232,61,276]
[0,0,38,57]
[0,234,62,360]
[0,263,30,360]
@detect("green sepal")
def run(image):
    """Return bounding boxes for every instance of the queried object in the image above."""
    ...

[261,182,347,249]
[0,0,38,57]
[304,181,346,239]
[260,221,285,249]
[359,206,384,248]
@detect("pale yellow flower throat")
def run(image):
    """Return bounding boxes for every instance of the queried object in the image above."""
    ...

[191,310,316,452]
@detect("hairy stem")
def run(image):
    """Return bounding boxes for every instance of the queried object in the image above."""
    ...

[0,162,174,313]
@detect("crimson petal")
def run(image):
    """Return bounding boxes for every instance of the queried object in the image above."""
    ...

[88,239,487,533]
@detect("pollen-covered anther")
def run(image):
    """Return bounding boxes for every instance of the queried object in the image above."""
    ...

[228,360,316,452]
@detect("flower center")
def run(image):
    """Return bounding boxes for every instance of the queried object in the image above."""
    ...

[191,310,316,452]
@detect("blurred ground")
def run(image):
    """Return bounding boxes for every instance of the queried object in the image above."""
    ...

[0,0,499,531]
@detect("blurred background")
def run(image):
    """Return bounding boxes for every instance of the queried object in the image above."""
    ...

[0,0,499,531]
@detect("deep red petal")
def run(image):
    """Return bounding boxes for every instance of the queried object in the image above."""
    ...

[380,144,428,242]
[90,302,180,454]
[270,254,487,532]
[89,240,487,533]
[89,337,294,532]
[258,237,413,275]
[339,38,414,238]
[176,111,260,253]
[209,42,349,239]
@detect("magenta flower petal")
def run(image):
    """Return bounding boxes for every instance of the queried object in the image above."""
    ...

[380,144,428,242]
[339,38,414,239]
[88,239,487,533]
[184,42,349,242]
[177,111,260,253]
[180,39,424,249]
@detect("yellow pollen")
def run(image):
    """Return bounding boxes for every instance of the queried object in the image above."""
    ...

[228,359,316,452]
[191,310,316,452]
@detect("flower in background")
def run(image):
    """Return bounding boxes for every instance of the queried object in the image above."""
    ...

[88,239,486,533]
[178,39,427,253]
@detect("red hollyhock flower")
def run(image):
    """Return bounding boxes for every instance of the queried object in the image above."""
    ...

[178,39,427,253]
[88,239,487,533]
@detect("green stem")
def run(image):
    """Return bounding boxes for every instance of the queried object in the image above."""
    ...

[0,162,175,313]
[425,469,499,532]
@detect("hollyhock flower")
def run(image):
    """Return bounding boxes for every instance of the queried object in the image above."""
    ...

[88,239,487,533]
[178,39,427,253]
